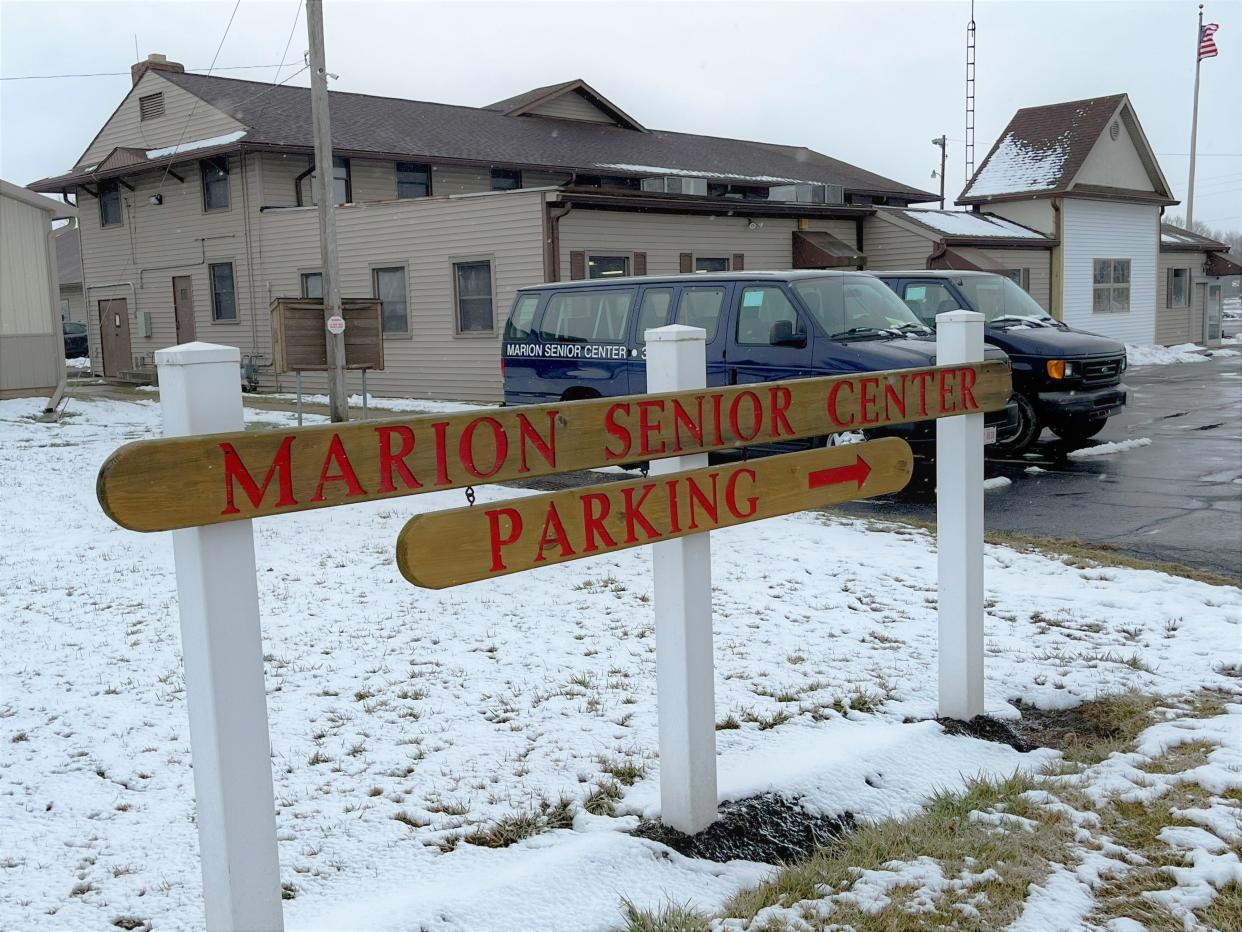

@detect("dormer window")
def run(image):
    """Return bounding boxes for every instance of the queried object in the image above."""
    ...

[139,92,165,121]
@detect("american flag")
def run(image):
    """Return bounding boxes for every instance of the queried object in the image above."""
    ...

[1199,23,1220,60]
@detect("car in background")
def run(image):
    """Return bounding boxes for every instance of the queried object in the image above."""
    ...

[63,321,88,359]
[1222,303,1242,340]
[873,270,1127,452]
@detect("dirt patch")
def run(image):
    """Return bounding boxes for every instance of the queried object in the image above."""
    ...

[632,793,854,865]
[936,715,1035,752]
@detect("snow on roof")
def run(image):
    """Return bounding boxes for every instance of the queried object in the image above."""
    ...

[1161,230,1202,246]
[595,162,807,184]
[145,130,247,160]
[961,130,1069,199]
[899,209,1047,239]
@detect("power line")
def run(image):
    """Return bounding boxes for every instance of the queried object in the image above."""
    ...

[1,61,299,81]
[272,0,305,85]
[156,0,243,196]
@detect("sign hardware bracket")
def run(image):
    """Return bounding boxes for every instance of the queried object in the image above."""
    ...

[464,485,476,507]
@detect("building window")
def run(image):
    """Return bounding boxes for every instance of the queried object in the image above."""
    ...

[99,181,122,227]
[1167,267,1190,308]
[490,168,521,191]
[454,260,494,333]
[311,156,352,204]
[373,267,409,334]
[1092,259,1130,313]
[300,272,323,299]
[60,299,70,321]
[200,157,230,211]
[1004,268,1030,290]
[138,92,165,121]
[209,262,237,321]
[694,257,730,273]
[396,161,431,199]
[588,255,629,279]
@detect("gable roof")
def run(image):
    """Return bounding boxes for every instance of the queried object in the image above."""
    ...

[30,72,934,202]
[959,94,1174,205]
[485,78,647,132]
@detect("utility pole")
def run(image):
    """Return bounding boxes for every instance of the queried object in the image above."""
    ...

[965,0,977,185]
[306,0,348,422]
[932,136,948,209]
[1186,3,1205,228]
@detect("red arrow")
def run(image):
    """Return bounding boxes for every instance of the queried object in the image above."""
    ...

[808,455,871,490]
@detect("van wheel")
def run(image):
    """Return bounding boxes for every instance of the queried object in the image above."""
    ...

[561,388,601,402]
[993,394,1041,454]
[1048,418,1107,445]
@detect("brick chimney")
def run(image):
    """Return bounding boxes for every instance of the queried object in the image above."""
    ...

[131,53,185,86]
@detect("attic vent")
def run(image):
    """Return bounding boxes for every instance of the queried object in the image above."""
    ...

[1109,121,1120,141]
[139,92,165,121]
[768,183,845,205]
[641,176,707,196]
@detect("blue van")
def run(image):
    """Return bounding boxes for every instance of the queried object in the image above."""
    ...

[501,271,1016,455]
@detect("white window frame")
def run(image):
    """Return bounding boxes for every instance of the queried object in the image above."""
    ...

[1092,258,1131,314]
[371,264,411,338]
[585,253,632,280]
[451,255,497,336]
[1166,267,1191,309]
[693,256,731,274]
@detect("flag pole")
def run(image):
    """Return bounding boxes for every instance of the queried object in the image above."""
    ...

[1186,3,1204,227]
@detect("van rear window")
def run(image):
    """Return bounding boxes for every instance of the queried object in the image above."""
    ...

[540,290,635,343]
[504,294,541,340]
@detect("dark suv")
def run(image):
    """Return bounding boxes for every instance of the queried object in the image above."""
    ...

[63,320,88,359]
[873,271,1127,452]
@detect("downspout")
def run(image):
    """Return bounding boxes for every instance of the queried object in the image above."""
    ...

[43,223,67,414]
[240,152,261,364]
[545,201,573,282]
[294,157,315,207]
[1049,198,1064,320]
[854,215,866,269]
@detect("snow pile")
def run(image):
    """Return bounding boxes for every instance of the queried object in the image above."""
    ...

[983,476,1013,490]
[899,209,1047,239]
[263,391,490,414]
[0,396,1239,931]
[1125,343,1208,366]
[145,130,247,160]
[1067,437,1151,459]
[964,131,1069,198]
[1206,348,1240,358]
[64,357,91,370]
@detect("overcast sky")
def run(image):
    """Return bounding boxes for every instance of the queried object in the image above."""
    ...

[2,0,1239,226]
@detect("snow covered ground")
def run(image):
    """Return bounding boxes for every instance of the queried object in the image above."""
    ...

[1126,343,1209,367]
[1,395,1238,931]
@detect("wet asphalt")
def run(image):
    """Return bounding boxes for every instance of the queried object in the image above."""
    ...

[838,351,1242,581]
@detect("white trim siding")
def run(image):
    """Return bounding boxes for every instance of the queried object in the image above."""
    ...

[1060,198,1158,343]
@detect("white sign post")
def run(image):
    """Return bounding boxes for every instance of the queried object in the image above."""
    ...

[645,325,718,835]
[155,342,284,932]
[935,311,986,720]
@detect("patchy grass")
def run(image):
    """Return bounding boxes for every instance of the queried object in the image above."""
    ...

[461,795,574,848]
[1013,690,1160,764]
[618,898,709,932]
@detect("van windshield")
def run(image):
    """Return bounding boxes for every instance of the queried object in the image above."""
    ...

[957,275,1054,324]
[793,276,927,339]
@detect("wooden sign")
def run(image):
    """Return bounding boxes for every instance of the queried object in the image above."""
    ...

[96,361,1008,533]
[270,297,385,373]
[396,438,913,588]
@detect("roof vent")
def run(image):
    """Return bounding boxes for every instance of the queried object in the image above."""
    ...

[1109,121,1120,141]
[139,92,165,121]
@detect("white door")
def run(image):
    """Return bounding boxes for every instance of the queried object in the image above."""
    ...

[1206,284,1222,344]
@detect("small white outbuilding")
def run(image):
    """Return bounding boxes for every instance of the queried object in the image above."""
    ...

[0,178,77,397]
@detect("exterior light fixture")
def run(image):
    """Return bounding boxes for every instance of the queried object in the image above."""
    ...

[149,193,163,206]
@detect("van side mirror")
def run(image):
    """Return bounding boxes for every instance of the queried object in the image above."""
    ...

[770,319,808,348]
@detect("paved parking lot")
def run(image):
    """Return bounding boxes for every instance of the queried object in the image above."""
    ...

[840,351,1242,581]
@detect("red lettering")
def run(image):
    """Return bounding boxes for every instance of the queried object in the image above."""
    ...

[913,371,935,416]
[710,393,724,445]
[671,397,704,453]
[938,369,956,414]
[517,411,557,473]
[375,426,421,493]
[959,366,978,410]
[621,484,660,544]
[860,377,880,425]
[728,391,763,442]
[769,386,794,438]
[220,436,297,515]
[883,377,906,420]
[581,493,617,554]
[827,381,856,427]
[724,468,758,519]
[666,479,682,533]
[460,417,508,479]
[638,400,666,456]
[432,421,451,486]
[534,502,574,563]
[486,508,522,572]
[686,473,719,529]
[603,403,632,461]
[311,434,365,502]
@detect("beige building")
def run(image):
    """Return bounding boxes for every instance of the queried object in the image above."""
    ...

[1157,223,1241,345]
[0,179,76,397]
[54,224,86,325]
[29,55,932,401]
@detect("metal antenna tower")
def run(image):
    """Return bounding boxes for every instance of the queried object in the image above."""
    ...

[965,0,977,186]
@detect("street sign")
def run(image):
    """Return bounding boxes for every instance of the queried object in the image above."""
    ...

[395,438,913,589]
[326,315,345,335]
[96,362,1008,533]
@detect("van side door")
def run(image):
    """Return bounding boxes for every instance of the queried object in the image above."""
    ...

[537,287,637,399]
[727,282,815,386]
[632,282,735,393]
[627,285,676,394]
